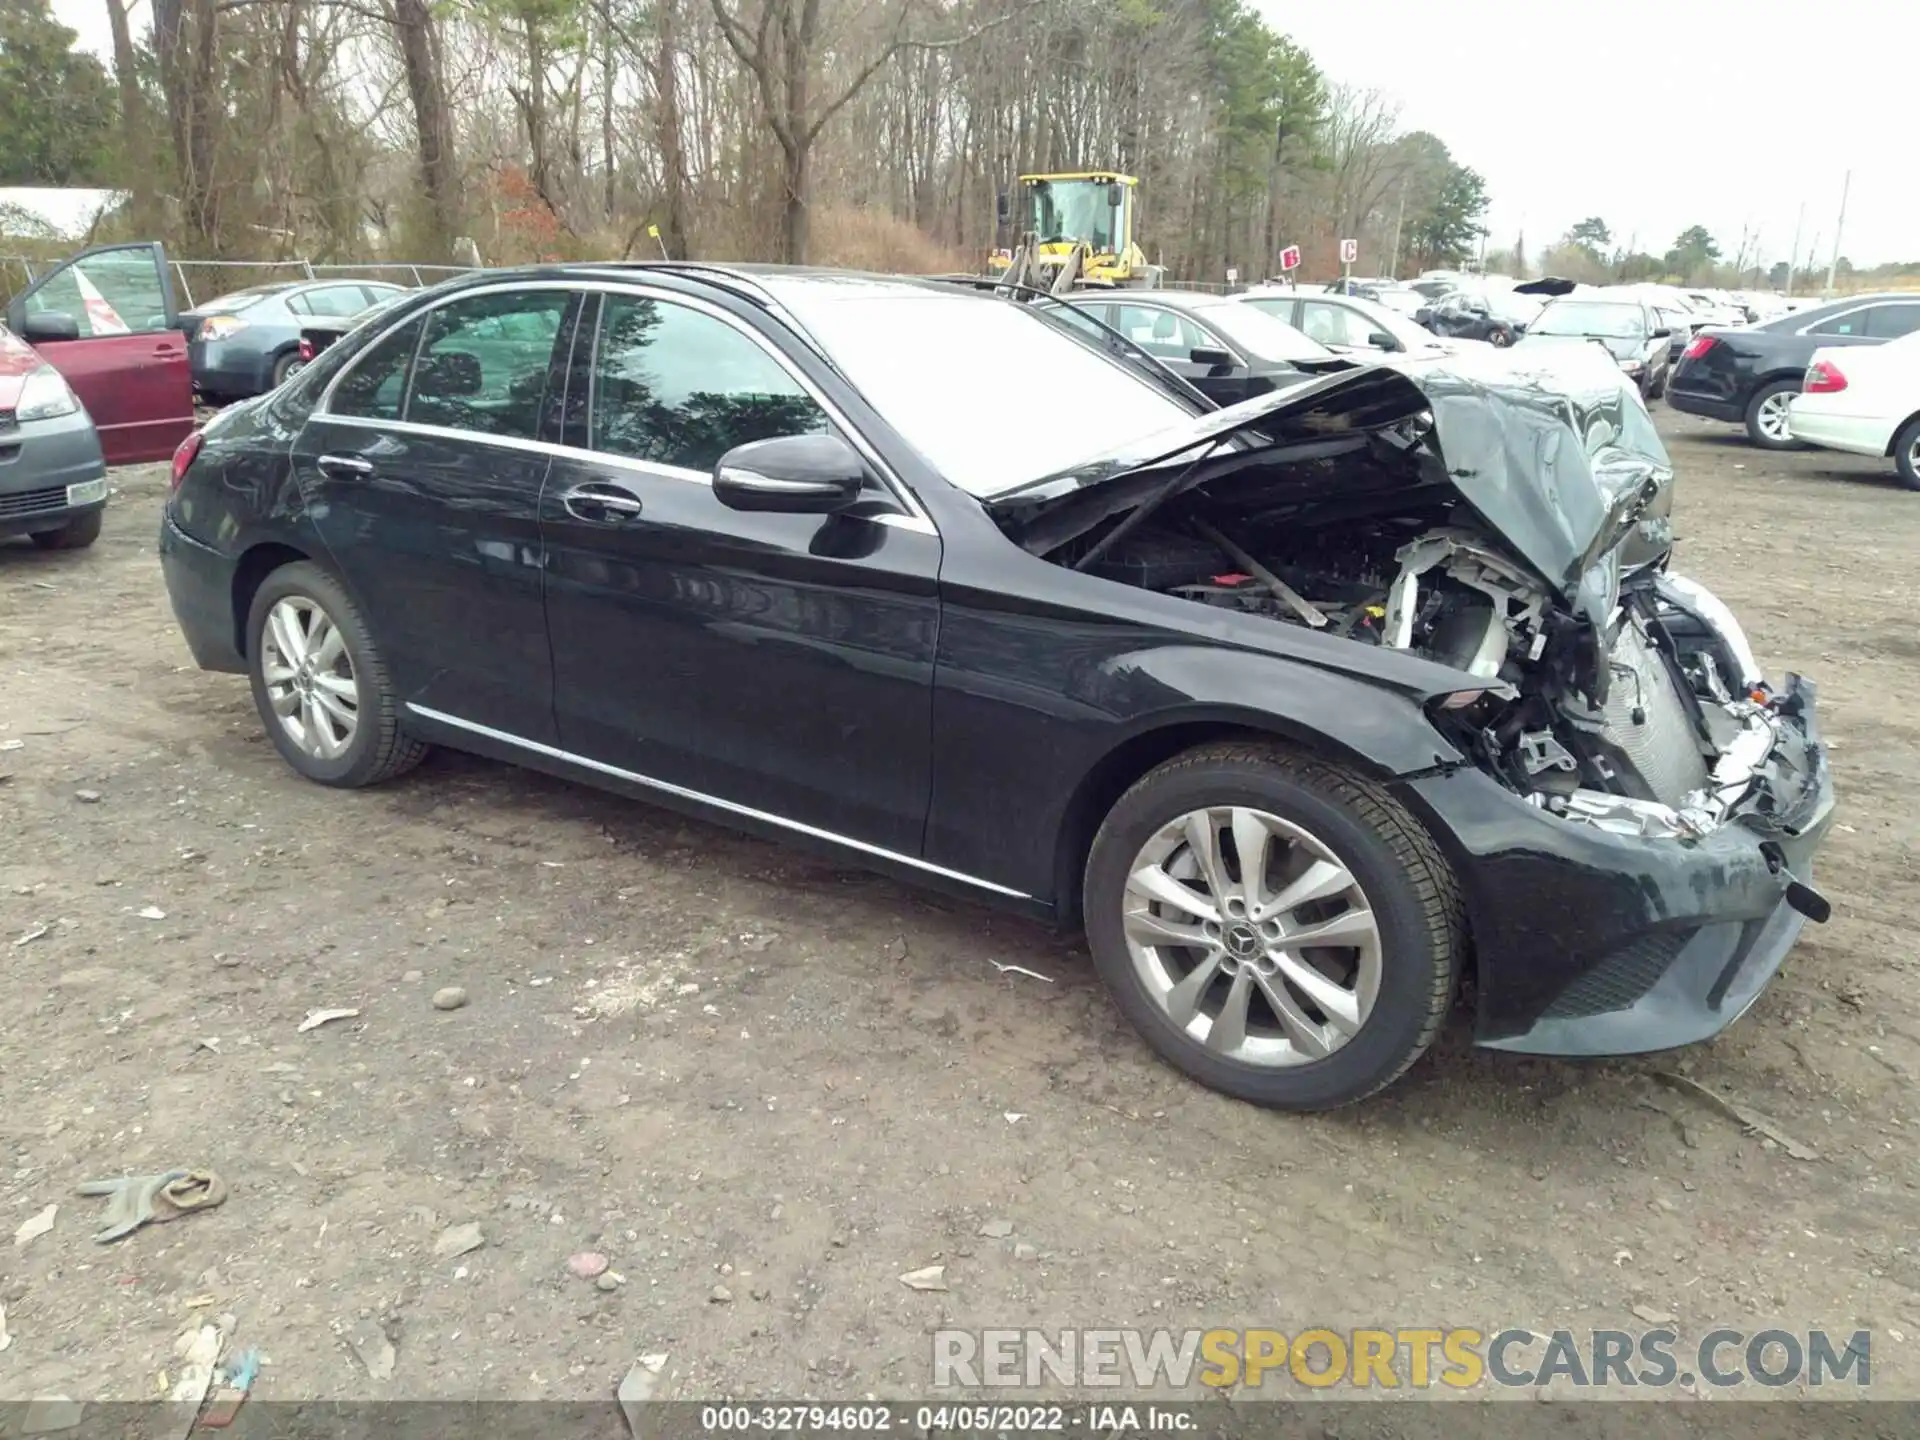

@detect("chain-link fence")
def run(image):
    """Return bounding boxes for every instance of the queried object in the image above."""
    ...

[0,254,479,310]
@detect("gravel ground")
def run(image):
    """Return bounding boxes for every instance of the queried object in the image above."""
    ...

[0,407,1916,1420]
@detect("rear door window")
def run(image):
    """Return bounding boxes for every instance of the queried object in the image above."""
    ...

[405,289,571,439]
[330,316,425,421]
[1109,304,1208,359]
[1300,301,1374,348]
[1810,308,1870,337]
[299,285,375,319]
[587,293,828,472]
[1865,304,1920,340]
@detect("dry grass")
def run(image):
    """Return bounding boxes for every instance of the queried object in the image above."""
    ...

[805,206,970,274]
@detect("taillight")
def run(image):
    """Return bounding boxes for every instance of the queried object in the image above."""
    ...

[1682,334,1716,361]
[196,315,248,341]
[169,431,204,491]
[1804,360,1847,394]
[297,337,315,362]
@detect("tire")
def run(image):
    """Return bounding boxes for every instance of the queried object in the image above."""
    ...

[1083,741,1464,1110]
[271,350,307,388]
[1894,417,1920,491]
[245,560,428,787]
[1744,378,1802,450]
[1648,366,1668,401]
[28,510,103,550]
[1488,327,1513,348]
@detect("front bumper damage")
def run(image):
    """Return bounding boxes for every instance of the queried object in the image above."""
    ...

[1397,672,1833,1057]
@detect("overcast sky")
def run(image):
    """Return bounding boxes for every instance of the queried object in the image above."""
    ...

[1264,0,1916,270]
[50,0,1919,269]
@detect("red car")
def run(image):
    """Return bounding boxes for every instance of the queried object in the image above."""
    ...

[5,242,196,464]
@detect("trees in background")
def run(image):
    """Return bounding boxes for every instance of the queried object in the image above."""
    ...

[0,0,114,188]
[0,0,1493,278]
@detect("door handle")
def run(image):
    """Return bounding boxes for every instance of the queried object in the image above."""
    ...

[317,453,374,478]
[562,481,644,523]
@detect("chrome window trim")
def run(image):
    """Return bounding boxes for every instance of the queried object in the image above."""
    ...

[405,703,1026,899]
[316,276,936,533]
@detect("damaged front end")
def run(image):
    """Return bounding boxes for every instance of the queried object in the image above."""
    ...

[988,348,1831,901]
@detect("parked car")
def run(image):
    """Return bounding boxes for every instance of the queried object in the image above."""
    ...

[1786,329,1920,487]
[1043,288,1345,405]
[4,241,195,464]
[296,290,409,367]
[0,324,110,549]
[1668,292,1920,448]
[1235,288,1475,361]
[180,279,408,401]
[1518,297,1674,399]
[1419,289,1542,347]
[1365,285,1428,317]
[159,264,1832,1111]
[1652,304,1698,365]
[1683,291,1748,328]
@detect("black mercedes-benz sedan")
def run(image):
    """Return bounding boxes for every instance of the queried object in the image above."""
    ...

[158,264,1834,1111]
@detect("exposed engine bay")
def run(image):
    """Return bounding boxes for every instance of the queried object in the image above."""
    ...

[1055,490,1820,846]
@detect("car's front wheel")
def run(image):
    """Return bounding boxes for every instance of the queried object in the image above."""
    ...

[245,561,428,787]
[1745,378,1801,449]
[28,510,103,550]
[1084,742,1463,1110]
[1487,327,1513,348]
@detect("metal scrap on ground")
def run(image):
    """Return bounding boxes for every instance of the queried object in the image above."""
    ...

[1651,1071,1820,1160]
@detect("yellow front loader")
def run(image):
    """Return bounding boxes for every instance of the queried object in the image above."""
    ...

[988,172,1163,292]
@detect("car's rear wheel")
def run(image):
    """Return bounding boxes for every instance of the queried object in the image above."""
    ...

[1894,417,1920,491]
[1083,742,1463,1110]
[28,510,103,550]
[1745,379,1801,449]
[272,350,305,388]
[245,561,428,787]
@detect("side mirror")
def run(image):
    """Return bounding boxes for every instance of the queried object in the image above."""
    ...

[1189,346,1235,372]
[1106,181,1124,208]
[1367,330,1398,350]
[713,433,866,514]
[1652,328,1672,339]
[20,311,81,344]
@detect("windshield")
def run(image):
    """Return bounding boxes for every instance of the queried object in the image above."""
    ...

[1531,301,1646,338]
[1028,179,1120,252]
[1184,300,1334,363]
[775,290,1194,498]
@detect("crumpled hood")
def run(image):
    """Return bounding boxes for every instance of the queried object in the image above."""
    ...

[987,344,1673,625]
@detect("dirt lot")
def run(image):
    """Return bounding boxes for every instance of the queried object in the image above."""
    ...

[2,408,1917,1415]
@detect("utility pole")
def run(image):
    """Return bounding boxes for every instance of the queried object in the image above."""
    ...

[1785,201,1805,295]
[1823,169,1851,298]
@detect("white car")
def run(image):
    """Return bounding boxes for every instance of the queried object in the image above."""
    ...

[1786,328,1920,488]
[1232,288,1486,361]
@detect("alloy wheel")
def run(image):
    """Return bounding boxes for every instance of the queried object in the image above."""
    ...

[260,595,359,760]
[1122,806,1382,1066]
[1756,391,1793,442]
